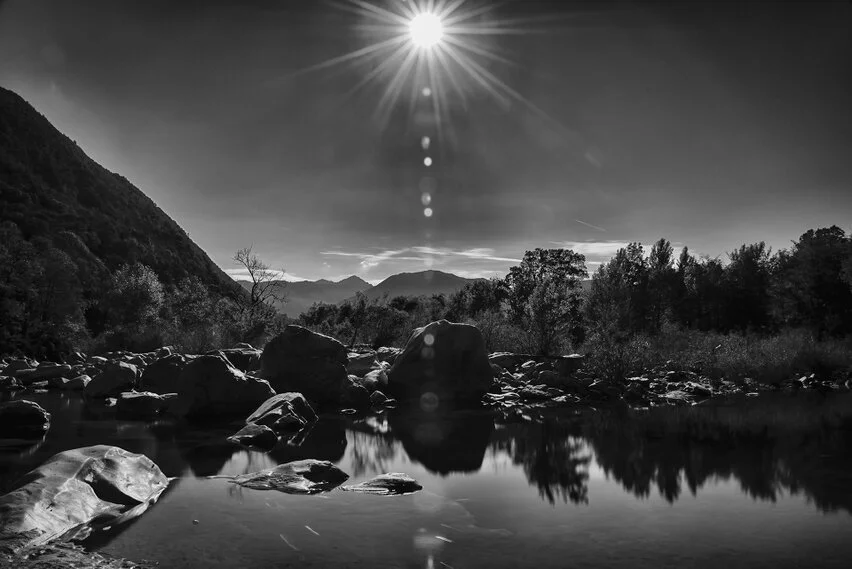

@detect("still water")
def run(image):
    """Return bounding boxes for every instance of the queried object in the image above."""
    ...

[2,391,852,568]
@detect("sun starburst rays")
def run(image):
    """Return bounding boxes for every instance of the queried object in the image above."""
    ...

[309,0,552,133]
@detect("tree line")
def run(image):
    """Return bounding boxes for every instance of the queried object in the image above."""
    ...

[2,223,850,364]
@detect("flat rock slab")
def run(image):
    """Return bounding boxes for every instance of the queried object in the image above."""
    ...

[0,445,168,550]
[229,459,348,494]
[342,473,423,495]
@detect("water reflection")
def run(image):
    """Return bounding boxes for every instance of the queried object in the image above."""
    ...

[388,406,494,475]
[2,391,852,517]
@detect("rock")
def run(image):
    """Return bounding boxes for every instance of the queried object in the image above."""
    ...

[139,354,187,394]
[116,391,170,419]
[0,376,21,391]
[520,360,537,370]
[260,325,349,406]
[357,369,388,392]
[386,320,493,405]
[376,346,401,364]
[155,346,173,358]
[347,352,380,376]
[230,459,349,494]
[88,355,108,366]
[370,390,390,406]
[342,473,422,495]
[0,445,168,549]
[62,374,92,391]
[663,389,696,405]
[488,352,525,370]
[16,364,73,386]
[171,354,275,418]
[246,393,317,432]
[340,376,371,409]
[4,358,36,375]
[556,354,584,376]
[85,362,139,398]
[233,342,255,350]
[217,348,262,373]
[0,400,51,439]
[227,424,278,449]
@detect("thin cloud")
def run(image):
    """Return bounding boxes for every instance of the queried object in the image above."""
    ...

[321,246,521,271]
[225,268,309,282]
[574,219,607,232]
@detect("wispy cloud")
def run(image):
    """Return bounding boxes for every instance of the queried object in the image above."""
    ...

[574,219,607,232]
[321,247,521,271]
[225,268,309,282]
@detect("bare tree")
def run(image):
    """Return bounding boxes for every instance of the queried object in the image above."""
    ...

[233,246,286,315]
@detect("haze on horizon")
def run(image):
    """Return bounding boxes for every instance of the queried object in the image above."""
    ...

[1,0,850,284]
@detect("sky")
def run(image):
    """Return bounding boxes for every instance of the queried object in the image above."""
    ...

[1,0,850,283]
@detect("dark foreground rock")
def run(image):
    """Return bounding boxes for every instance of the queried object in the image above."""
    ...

[342,473,422,495]
[387,320,493,405]
[259,325,349,407]
[0,445,168,549]
[170,354,275,418]
[0,400,51,439]
[229,459,349,494]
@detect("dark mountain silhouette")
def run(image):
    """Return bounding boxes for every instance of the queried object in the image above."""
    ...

[365,270,479,300]
[238,275,371,316]
[0,86,239,296]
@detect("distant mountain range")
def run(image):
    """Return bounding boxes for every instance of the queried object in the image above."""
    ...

[238,270,481,317]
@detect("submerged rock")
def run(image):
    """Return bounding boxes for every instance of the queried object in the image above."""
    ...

[0,445,168,549]
[229,459,349,494]
[386,320,493,405]
[342,473,422,495]
[171,354,275,418]
[0,399,51,439]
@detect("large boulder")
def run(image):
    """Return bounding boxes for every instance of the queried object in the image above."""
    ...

[386,320,494,405]
[0,400,51,439]
[139,354,187,394]
[85,362,139,398]
[170,354,275,418]
[259,325,349,406]
[246,392,317,432]
[0,446,168,549]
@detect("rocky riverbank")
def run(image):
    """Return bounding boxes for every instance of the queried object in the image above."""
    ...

[1,320,850,564]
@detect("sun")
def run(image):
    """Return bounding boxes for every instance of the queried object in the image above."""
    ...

[408,12,444,49]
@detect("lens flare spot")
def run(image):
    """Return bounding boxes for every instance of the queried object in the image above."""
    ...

[424,157,433,167]
[423,207,433,218]
[419,391,440,412]
[421,193,432,206]
[424,333,435,346]
[422,87,432,98]
[421,136,431,150]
